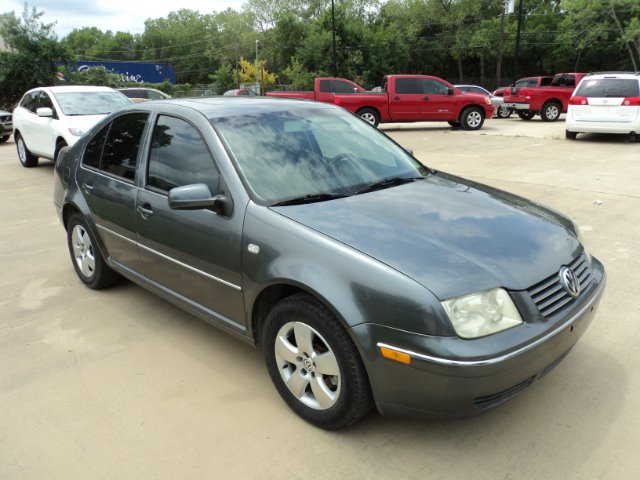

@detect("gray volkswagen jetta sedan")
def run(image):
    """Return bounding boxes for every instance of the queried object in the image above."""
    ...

[54,97,606,429]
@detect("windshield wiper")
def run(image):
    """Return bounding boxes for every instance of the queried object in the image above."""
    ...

[271,193,349,207]
[354,176,424,195]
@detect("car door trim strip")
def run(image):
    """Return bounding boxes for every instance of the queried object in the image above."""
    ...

[96,223,242,291]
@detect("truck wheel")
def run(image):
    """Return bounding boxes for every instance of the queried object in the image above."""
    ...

[460,107,485,130]
[565,130,577,140]
[517,110,535,121]
[357,108,380,127]
[541,102,562,122]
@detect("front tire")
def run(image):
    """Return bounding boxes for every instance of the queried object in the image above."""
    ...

[15,133,38,167]
[517,110,535,121]
[66,214,120,289]
[357,108,380,127]
[541,102,562,122]
[460,107,485,130]
[0,135,9,143]
[54,140,68,165]
[262,294,373,429]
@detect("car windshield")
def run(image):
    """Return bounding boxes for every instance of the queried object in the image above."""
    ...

[213,106,428,205]
[54,91,132,116]
[575,79,640,98]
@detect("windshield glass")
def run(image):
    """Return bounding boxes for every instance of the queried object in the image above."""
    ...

[213,106,428,205]
[54,91,132,116]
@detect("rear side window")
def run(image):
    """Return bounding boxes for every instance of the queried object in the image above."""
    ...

[575,79,640,98]
[319,80,331,93]
[20,91,39,113]
[101,113,149,181]
[147,115,220,194]
[396,78,420,94]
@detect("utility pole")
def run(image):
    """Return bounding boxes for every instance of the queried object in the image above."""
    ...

[255,39,260,94]
[331,0,337,77]
[512,0,524,86]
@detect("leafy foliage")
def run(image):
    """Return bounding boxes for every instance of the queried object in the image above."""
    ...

[0,5,70,108]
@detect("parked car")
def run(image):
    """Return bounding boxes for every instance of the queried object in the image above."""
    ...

[566,72,640,141]
[455,84,511,118]
[54,97,605,429]
[13,86,133,167]
[223,88,258,96]
[118,87,171,103]
[0,110,13,143]
[504,73,589,121]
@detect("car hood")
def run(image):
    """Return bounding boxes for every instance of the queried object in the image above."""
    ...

[271,174,581,300]
[63,114,108,133]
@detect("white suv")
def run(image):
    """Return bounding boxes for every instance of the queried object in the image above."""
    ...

[13,85,132,167]
[566,72,640,141]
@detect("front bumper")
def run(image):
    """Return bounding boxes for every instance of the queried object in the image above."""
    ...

[351,258,606,418]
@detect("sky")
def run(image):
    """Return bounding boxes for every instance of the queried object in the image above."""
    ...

[3,0,247,38]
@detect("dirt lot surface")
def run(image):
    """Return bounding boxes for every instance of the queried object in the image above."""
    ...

[1,116,639,479]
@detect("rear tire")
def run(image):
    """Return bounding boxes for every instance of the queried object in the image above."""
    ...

[54,140,68,165]
[16,133,38,167]
[496,105,512,118]
[66,213,120,289]
[0,135,9,143]
[541,102,562,122]
[357,108,380,127]
[262,293,373,429]
[565,130,577,140]
[517,110,535,121]
[460,107,485,130]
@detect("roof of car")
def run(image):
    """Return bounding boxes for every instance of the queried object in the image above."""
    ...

[128,96,336,120]
[29,85,119,94]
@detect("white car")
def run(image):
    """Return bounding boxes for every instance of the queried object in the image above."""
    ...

[13,85,133,167]
[566,72,640,141]
[455,85,512,118]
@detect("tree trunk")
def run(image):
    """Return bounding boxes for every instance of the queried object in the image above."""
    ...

[458,57,463,83]
[480,54,485,86]
[608,6,639,71]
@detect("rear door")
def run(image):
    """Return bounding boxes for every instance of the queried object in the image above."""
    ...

[76,112,149,272]
[388,78,422,121]
[135,114,245,331]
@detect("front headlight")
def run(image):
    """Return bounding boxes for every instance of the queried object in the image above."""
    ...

[441,288,523,339]
[68,127,85,136]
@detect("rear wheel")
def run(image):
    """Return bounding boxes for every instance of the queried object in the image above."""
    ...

[460,107,485,130]
[496,105,512,118]
[16,133,38,167]
[565,130,577,140]
[357,108,380,127]
[262,293,373,429]
[0,135,9,143]
[66,214,120,289]
[517,110,535,121]
[541,102,562,122]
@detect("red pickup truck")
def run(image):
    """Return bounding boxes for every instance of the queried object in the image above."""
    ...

[504,73,589,121]
[267,78,365,102]
[269,75,493,130]
[335,75,493,129]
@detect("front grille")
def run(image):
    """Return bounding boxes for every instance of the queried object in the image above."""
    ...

[527,254,593,317]
[474,376,535,409]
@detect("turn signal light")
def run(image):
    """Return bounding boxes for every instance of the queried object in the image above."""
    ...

[380,346,411,365]
[569,96,588,105]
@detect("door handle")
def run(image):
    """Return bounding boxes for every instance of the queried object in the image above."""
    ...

[422,96,430,100]
[393,96,400,101]
[137,204,154,219]
[81,183,94,194]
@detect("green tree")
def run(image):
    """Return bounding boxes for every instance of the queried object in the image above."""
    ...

[70,65,125,87]
[0,5,70,108]
[210,63,238,93]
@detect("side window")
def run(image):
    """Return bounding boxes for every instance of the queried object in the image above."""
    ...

[38,92,54,110]
[332,80,357,94]
[319,80,331,93]
[422,79,449,94]
[147,115,220,194]
[20,92,38,112]
[148,90,163,100]
[101,113,149,181]
[396,78,420,94]
[83,124,110,169]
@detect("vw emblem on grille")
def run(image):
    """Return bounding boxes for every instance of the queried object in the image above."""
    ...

[559,266,581,298]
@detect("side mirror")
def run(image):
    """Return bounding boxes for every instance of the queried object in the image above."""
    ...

[405,148,414,156]
[36,107,54,118]
[168,183,220,210]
